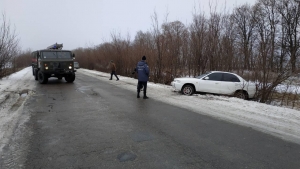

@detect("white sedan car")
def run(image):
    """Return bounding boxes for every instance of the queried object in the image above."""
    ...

[171,71,256,100]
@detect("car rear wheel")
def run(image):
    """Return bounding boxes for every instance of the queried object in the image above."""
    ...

[181,85,194,95]
[235,91,247,100]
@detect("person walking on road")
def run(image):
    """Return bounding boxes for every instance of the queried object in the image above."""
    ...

[136,55,149,99]
[132,68,143,91]
[109,60,119,81]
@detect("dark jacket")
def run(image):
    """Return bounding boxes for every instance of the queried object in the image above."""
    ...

[136,61,149,82]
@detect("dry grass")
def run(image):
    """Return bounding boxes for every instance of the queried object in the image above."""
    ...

[0,68,25,79]
[270,92,300,110]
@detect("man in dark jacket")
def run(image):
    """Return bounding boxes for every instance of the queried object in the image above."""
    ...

[136,55,149,99]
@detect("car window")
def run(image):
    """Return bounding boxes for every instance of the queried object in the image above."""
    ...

[206,73,223,81]
[42,51,72,59]
[57,52,72,59]
[223,73,240,82]
[42,51,57,59]
[195,73,208,79]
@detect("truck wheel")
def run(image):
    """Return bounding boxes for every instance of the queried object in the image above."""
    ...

[34,70,38,81]
[38,71,48,84]
[65,73,75,83]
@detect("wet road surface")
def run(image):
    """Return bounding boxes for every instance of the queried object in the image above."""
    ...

[2,70,300,168]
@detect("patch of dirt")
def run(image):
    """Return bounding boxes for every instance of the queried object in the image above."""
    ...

[1,89,32,112]
[0,93,10,105]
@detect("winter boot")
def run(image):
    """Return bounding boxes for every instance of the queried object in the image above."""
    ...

[143,89,148,99]
[137,93,140,98]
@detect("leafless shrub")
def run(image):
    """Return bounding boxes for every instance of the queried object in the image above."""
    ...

[0,13,20,78]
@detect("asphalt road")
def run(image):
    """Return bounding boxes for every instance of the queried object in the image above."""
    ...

[2,70,300,169]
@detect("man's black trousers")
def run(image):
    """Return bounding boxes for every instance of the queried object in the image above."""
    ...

[137,81,147,96]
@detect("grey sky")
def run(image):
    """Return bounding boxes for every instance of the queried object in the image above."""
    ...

[0,0,256,51]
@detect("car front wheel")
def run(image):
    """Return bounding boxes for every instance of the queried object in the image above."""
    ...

[181,85,194,95]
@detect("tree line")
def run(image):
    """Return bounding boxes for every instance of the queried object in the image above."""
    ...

[73,0,300,104]
[1,0,300,106]
[0,13,31,78]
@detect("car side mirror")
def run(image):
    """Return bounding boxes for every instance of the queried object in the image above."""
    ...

[37,51,40,57]
[204,77,209,80]
[72,53,75,59]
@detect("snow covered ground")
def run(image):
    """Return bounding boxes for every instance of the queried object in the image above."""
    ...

[0,67,300,156]
[0,67,36,153]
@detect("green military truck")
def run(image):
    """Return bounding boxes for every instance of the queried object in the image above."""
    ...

[31,43,76,84]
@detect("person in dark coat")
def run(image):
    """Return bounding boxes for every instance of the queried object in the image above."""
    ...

[109,60,119,81]
[136,55,149,99]
[132,68,143,91]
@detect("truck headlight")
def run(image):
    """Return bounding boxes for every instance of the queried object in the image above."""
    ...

[45,67,48,70]
[69,66,72,69]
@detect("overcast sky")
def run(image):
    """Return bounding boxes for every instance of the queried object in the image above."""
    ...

[1,0,256,51]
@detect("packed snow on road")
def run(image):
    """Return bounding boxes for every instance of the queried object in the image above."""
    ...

[0,67,300,155]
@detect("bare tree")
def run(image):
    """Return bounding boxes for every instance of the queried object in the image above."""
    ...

[151,11,165,83]
[276,0,300,72]
[207,12,222,71]
[110,32,132,75]
[0,13,19,78]
[249,0,296,103]
[232,4,255,72]
[162,20,187,83]
[219,14,236,72]
[15,49,31,68]
[189,13,208,76]
[255,0,279,71]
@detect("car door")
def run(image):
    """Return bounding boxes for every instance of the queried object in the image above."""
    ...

[197,72,223,93]
[220,73,241,94]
